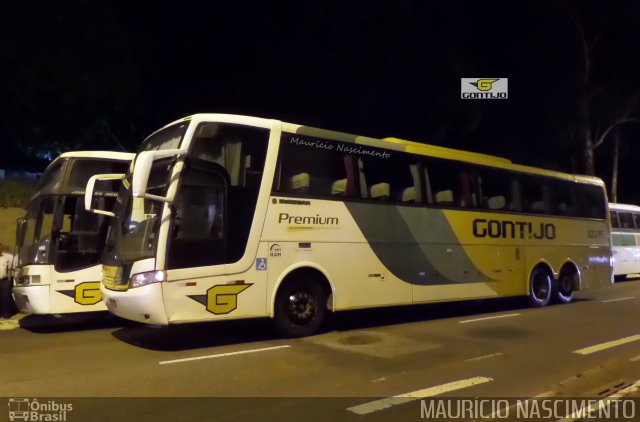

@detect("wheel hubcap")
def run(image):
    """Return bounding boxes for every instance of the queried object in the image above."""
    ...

[533,275,549,302]
[560,276,572,296]
[287,291,316,325]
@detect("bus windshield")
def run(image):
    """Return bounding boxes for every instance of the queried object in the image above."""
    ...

[19,196,56,265]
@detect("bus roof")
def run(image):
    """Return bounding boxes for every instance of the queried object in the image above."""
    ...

[384,137,512,165]
[165,114,606,188]
[45,151,134,171]
[56,151,134,161]
[609,203,640,212]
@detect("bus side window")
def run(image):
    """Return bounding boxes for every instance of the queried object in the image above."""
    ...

[522,176,550,214]
[633,213,640,229]
[610,211,619,228]
[189,123,269,188]
[426,158,475,208]
[275,134,355,199]
[580,184,606,219]
[550,179,580,217]
[359,155,420,203]
[476,167,518,212]
[620,212,634,229]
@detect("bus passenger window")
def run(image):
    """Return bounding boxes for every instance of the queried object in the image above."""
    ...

[620,212,634,229]
[275,133,355,198]
[522,176,551,214]
[550,180,580,216]
[610,211,619,228]
[359,154,419,203]
[633,213,640,229]
[425,158,475,208]
[476,167,518,211]
[580,184,606,219]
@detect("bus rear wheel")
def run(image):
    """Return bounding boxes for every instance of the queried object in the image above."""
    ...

[273,279,327,338]
[528,267,552,307]
[553,272,575,304]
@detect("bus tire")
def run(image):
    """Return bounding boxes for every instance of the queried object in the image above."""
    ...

[273,279,327,338]
[553,271,576,304]
[528,266,552,307]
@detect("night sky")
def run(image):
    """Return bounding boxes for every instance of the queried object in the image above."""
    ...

[2,1,640,201]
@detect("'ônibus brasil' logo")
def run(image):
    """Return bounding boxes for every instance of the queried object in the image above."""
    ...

[461,78,508,99]
[188,284,253,315]
[8,398,73,421]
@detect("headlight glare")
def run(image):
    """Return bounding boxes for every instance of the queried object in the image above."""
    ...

[129,271,166,289]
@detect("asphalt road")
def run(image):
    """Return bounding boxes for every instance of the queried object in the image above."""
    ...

[3,281,640,421]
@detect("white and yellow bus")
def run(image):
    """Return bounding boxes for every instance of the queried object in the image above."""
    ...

[13,151,133,314]
[87,114,613,336]
[609,203,640,280]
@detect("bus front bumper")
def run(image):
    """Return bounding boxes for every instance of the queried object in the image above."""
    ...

[101,283,169,325]
[12,286,50,314]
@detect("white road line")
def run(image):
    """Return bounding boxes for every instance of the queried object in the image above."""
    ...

[602,296,635,303]
[459,313,520,324]
[629,354,640,362]
[465,352,503,362]
[158,345,291,365]
[346,376,493,415]
[557,379,640,421]
[573,335,640,355]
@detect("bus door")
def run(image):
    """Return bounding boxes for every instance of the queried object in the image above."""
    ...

[163,159,267,322]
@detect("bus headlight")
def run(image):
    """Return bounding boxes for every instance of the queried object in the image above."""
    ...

[14,275,41,286]
[129,271,166,289]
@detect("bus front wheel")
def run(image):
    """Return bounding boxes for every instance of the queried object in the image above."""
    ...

[273,279,327,338]
[528,267,552,307]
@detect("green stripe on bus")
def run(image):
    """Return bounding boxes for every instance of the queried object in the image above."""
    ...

[612,233,637,247]
[345,203,488,285]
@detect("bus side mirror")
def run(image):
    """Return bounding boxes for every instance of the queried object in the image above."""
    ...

[132,151,154,198]
[85,173,126,217]
[131,148,187,203]
[15,218,26,247]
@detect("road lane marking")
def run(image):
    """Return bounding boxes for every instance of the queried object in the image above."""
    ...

[465,352,503,362]
[573,335,640,355]
[346,376,493,415]
[459,313,520,324]
[630,354,640,362]
[557,379,640,421]
[602,296,635,303]
[158,345,291,365]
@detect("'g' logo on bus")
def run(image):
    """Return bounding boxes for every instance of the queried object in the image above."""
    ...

[206,284,252,315]
[75,282,102,305]
[470,79,499,91]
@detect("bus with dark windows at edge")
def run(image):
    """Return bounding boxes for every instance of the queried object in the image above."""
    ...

[86,114,613,337]
[609,202,640,280]
[13,151,133,315]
